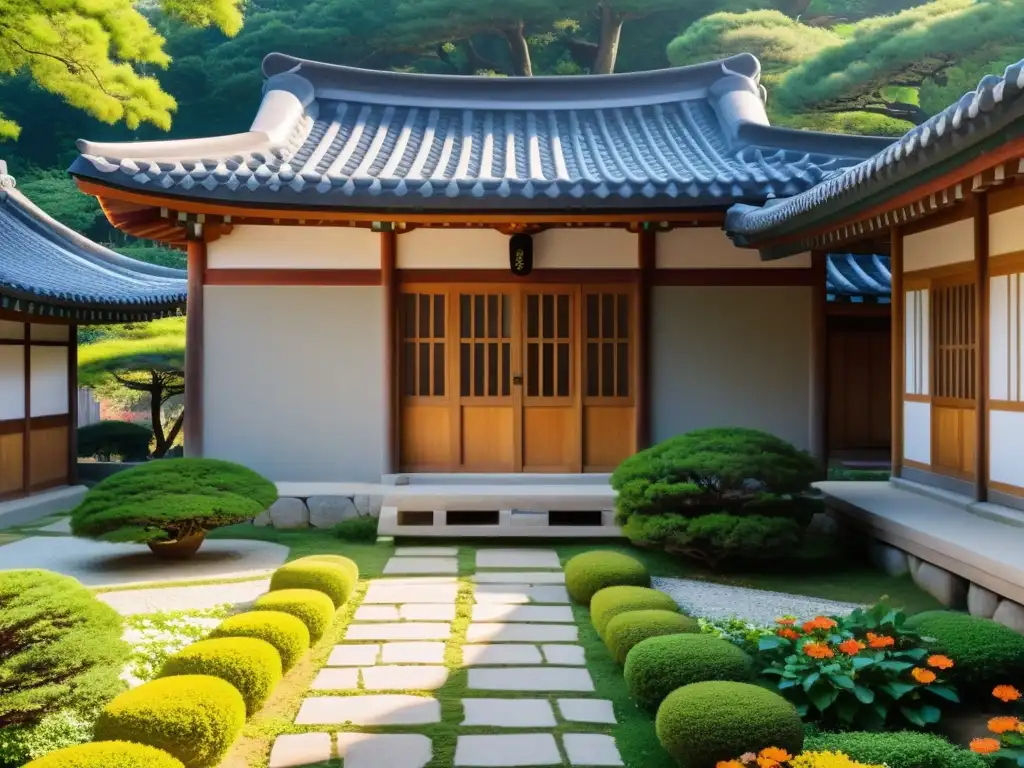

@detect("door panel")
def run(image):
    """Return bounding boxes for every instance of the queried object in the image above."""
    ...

[582,288,635,470]
[399,291,451,470]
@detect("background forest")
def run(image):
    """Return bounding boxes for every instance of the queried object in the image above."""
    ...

[2,0,1023,266]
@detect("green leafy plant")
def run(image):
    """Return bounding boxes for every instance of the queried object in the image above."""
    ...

[966,684,1024,765]
[0,709,92,767]
[590,586,678,638]
[803,730,986,768]
[564,550,650,605]
[122,607,228,686]
[254,589,335,643]
[21,741,185,768]
[332,516,379,542]
[699,616,778,656]
[209,611,309,671]
[604,609,699,664]
[270,559,357,608]
[77,421,152,461]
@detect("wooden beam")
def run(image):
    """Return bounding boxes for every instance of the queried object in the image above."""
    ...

[184,239,206,457]
[636,228,656,452]
[68,325,78,486]
[810,252,828,464]
[22,322,30,493]
[974,192,990,501]
[381,230,398,475]
[891,227,905,477]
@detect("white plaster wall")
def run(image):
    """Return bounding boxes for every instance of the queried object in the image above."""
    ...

[651,286,812,450]
[0,346,24,420]
[990,273,1023,401]
[903,400,931,465]
[990,410,1024,487]
[208,225,381,269]
[905,289,930,395]
[397,228,508,269]
[203,285,385,482]
[656,228,811,269]
[0,320,24,340]
[29,324,69,342]
[904,219,973,272]
[990,205,1024,257]
[29,346,68,416]
[532,228,636,268]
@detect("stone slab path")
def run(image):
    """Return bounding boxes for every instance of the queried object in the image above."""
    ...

[271,546,623,767]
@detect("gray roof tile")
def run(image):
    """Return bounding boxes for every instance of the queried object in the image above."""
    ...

[826,254,891,302]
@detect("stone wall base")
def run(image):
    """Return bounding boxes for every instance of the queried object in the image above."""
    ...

[256,494,383,530]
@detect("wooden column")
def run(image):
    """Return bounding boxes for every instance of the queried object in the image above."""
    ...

[381,229,398,475]
[184,238,206,457]
[636,227,656,452]
[891,227,904,477]
[68,325,78,485]
[22,322,30,493]
[809,252,828,464]
[974,192,990,501]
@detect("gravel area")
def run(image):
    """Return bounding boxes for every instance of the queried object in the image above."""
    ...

[652,577,862,626]
[98,578,270,615]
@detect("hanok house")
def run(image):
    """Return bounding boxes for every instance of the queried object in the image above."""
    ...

[0,162,186,521]
[68,52,892,492]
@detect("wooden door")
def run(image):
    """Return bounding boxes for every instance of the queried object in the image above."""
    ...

[827,317,891,452]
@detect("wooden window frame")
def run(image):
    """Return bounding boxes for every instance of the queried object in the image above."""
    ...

[930,273,977,408]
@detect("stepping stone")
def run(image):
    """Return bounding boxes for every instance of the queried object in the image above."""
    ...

[476,550,561,569]
[472,605,574,623]
[269,733,332,768]
[384,557,457,575]
[337,733,432,768]
[558,698,617,724]
[395,547,457,557]
[346,622,451,641]
[462,644,543,666]
[401,604,456,621]
[356,605,400,621]
[310,667,358,691]
[562,734,623,766]
[327,644,380,667]
[473,585,571,604]
[362,665,448,690]
[468,667,595,692]
[466,623,577,643]
[462,698,557,727]
[473,572,565,584]
[455,734,561,766]
[542,644,586,666]
[382,642,446,664]
[364,584,458,604]
[296,695,441,725]
[376,577,458,585]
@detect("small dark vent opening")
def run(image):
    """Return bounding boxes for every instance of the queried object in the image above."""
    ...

[447,510,500,526]
[398,510,434,526]
[549,510,603,527]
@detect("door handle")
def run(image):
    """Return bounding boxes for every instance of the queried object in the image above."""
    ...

[512,375,523,386]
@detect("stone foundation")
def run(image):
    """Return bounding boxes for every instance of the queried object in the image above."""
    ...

[256,494,383,529]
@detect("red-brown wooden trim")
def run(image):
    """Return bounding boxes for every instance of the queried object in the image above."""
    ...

[903,393,931,403]
[22,322,30,493]
[397,269,641,284]
[990,480,1024,498]
[811,252,828,462]
[974,192,989,501]
[652,268,816,287]
[0,413,72,435]
[68,327,78,485]
[990,399,1024,412]
[636,229,656,451]
[0,309,75,325]
[989,250,1024,275]
[204,268,383,286]
[989,184,1024,214]
[184,239,206,456]
[891,227,905,477]
[381,230,398,475]
[903,458,931,473]
[0,418,23,436]
[901,203,974,236]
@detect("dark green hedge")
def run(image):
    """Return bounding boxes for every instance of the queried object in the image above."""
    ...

[77,421,151,461]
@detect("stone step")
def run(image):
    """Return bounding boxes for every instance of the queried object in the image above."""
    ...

[473,584,571,604]
[295,695,440,725]
[467,666,595,692]
[466,623,578,643]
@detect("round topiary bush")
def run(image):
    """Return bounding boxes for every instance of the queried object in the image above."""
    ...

[158,637,282,716]
[93,675,246,768]
[23,741,185,768]
[209,611,309,671]
[624,633,755,711]
[293,554,360,584]
[604,609,699,664]
[270,559,356,607]
[77,420,153,461]
[564,551,650,605]
[590,586,678,638]
[254,589,335,643]
[0,569,127,730]
[803,731,986,768]
[656,681,804,768]
[70,458,277,555]
[904,610,1024,698]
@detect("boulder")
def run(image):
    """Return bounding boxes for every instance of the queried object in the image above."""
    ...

[907,554,923,578]
[269,497,309,529]
[912,561,967,608]
[807,511,840,537]
[967,583,1001,619]
[868,542,910,577]
[993,599,1024,634]
[354,494,384,519]
[253,508,272,527]
[308,496,359,528]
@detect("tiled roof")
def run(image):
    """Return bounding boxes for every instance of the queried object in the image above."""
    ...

[826,254,891,302]
[69,53,889,212]
[0,165,187,323]
[727,57,1024,255]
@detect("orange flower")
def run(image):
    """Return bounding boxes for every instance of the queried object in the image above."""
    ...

[803,642,834,659]
[927,655,954,670]
[756,759,779,768]
[866,632,895,649]
[988,716,1021,734]
[838,639,865,656]
[911,667,937,684]
[759,748,793,762]
[775,617,796,626]
[717,762,745,768]
[969,738,1001,755]
[777,628,800,641]
[994,685,1022,703]
[802,616,838,633]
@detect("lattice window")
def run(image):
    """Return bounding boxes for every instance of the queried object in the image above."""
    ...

[585,292,630,398]
[525,292,572,398]
[931,280,976,401]
[459,293,512,397]
[400,292,446,397]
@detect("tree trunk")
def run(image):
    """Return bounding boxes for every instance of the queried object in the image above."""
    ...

[149,375,169,457]
[593,0,624,75]
[505,21,533,77]
[561,35,599,70]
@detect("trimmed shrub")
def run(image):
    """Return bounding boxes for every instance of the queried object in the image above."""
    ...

[209,611,309,671]
[271,559,357,607]
[93,675,245,768]
[904,610,1024,697]
[0,569,127,729]
[77,421,152,461]
[624,633,755,711]
[803,731,986,768]
[70,458,277,545]
[254,589,335,643]
[655,681,804,768]
[333,516,378,542]
[158,638,281,716]
[590,586,678,638]
[291,555,360,584]
[564,551,650,605]
[604,609,699,664]
[23,741,184,768]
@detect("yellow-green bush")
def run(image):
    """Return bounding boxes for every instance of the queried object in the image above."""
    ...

[254,589,335,643]
[209,611,309,671]
[158,638,281,716]
[603,609,699,664]
[590,586,678,638]
[270,559,356,607]
[656,681,804,768]
[564,551,649,605]
[23,741,185,768]
[292,554,359,584]
[93,675,245,768]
